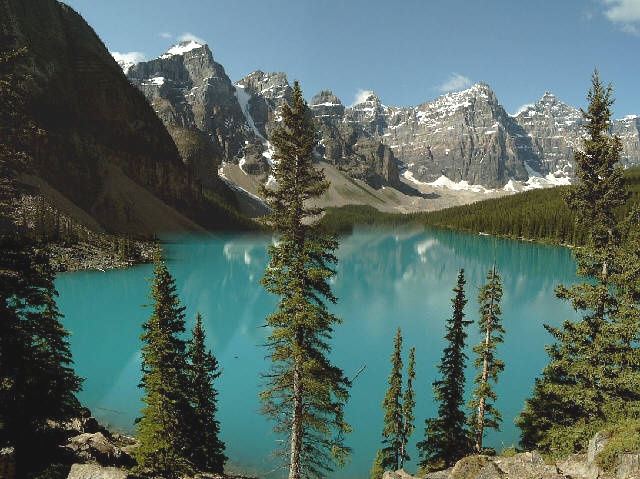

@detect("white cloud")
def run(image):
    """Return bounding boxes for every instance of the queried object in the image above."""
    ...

[110,51,145,65]
[159,32,173,39]
[603,0,640,34]
[439,73,472,93]
[352,88,374,106]
[513,103,535,116]
[178,32,207,44]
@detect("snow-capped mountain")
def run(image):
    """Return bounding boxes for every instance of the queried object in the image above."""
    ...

[120,41,640,196]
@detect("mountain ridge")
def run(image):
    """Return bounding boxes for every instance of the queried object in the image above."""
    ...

[122,40,640,197]
[0,0,249,239]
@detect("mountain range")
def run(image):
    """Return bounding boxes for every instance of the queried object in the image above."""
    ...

[123,40,640,196]
[3,0,640,242]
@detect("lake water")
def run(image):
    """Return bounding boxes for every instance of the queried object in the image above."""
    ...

[56,228,580,478]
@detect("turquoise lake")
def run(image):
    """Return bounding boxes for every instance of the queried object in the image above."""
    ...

[56,228,581,478]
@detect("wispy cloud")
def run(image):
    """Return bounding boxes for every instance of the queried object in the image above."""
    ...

[178,32,207,44]
[352,88,374,106]
[159,32,173,40]
[110,51,145,65]
[439,73,472,93]
[603,0,640,34]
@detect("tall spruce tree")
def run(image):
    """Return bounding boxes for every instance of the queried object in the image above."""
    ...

[401,347,416,470]
[517,71,640,455]
[469,265,504,454]
[186,312,226,473]
[418,269,472,470]
[259,80,351,479]
[136,259,193,478]
[381,327,404,471]
[380,327,415,471]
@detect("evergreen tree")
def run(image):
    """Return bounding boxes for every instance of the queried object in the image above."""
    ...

[380,328,415,471]
[517,71,640,455]
[381,327,404,471]
[469,265,504,453]
[260,81,351,479]
[135,259,193,478]
[369,449,385,479]
[418,269,473,470]
[186,312,226,473]
[0,47,82,474]
[401,347,416,469]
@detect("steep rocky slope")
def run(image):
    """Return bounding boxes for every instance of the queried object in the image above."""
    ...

[123,43,640,197]
[0,0,245,235]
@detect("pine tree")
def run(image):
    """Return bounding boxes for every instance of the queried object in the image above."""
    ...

[469,265,504,454]
[380,328,415,471]
[135,259,193,478]
[418,269,473,470]
[401,347,416,469]
[0,48,82,473]
[260,81,351,479]
[369,449,385,479]
[381,327,404,471]
[517,71,640,456]
[186,312,226,473]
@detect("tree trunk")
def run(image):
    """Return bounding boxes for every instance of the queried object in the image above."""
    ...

[289,335,304,479]
[476,275,494,454]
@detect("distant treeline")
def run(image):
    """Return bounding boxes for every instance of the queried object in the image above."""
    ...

[320,167,640,246]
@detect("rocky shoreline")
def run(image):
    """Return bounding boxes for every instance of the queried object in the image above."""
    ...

[2,413,638,479]
[48,239,160,273]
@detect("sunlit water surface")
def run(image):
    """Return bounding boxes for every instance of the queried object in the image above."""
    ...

[56,228,580,478]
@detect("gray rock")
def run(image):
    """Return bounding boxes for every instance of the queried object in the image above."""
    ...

[492,451,561,478]
[476,461,504,479]
[127,42,247,185]
[449,455,490,479]
[588,431,609,464]
[66,432,133,466]
[66,463,129,479]
[557,453,600,479]
[617,453,640,479]
[422,468,452,479]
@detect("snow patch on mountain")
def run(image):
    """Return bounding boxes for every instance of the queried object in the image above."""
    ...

[234,84,265,140]
[161,40,204,58]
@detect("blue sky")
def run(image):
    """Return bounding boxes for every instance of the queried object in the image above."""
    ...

[62,0,640,116]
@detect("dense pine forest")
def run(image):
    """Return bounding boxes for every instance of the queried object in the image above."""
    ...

[321,167,640,246]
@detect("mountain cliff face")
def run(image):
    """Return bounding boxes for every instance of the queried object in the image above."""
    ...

[123,41,640,193]
[0,0,244,235]
[368,84,533,188]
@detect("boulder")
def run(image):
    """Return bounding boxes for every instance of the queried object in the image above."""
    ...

[492,451,561,478]
[557,453,600,479]
[617,453,640,479]
[449,455,490,479]
[382,469,414,479]
[66,463,129,479]
[65,432,133,467]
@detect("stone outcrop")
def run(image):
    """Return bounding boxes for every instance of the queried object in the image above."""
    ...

[67,463,130,479]
[414,433,640,479]
[65,432,134,467]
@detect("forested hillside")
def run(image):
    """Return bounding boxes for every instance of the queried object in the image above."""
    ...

[321,167,640,246]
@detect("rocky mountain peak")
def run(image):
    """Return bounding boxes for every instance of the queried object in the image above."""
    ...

[160,40,207,59]
[236,70,292,104]
[310,90,345,119]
